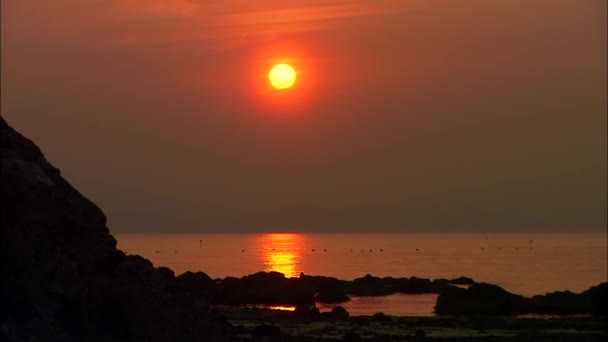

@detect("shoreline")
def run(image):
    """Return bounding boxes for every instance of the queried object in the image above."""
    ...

[174,270,606,317]
[219,306,608,341]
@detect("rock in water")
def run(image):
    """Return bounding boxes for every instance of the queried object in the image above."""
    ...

[434,283,529,315]
[0,115,226,341]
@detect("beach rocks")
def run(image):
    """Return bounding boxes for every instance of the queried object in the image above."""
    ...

[583,282,608,315]
[0,115,226,342]
[329,306,350,320]
[173,271,216,297]
[449,276,476,285]
[528,282,608,315]
[343,331,363,342]
[350,274,393,296]
[435,283,529,315]
[529,290,589,314]
[213,271,316,306]
[253,324,281,341]
[371,312,393,324]
[393,276,435,293]
[435,282,608,316]
[415,328,427,338]
[169,269,480,308]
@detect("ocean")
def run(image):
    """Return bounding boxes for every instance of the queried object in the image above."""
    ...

[115,232,606,316]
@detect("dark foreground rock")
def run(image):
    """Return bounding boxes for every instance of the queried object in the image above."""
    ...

[0,116,226,341]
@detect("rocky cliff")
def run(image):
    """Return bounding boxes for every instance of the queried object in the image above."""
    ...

[0,115,226,341]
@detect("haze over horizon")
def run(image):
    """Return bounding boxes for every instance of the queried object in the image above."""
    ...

[1,0,606,233]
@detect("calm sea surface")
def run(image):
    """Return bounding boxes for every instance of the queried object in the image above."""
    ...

[115,232,606,316]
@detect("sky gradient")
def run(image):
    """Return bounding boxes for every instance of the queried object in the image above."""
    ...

[2,0,606,232]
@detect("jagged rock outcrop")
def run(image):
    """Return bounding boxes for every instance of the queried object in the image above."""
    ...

[0,115,226,341]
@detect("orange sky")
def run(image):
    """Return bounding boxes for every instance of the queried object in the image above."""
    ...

[2,0,606,232]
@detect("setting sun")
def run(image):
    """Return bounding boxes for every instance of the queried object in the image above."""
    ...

[268,64,296,89]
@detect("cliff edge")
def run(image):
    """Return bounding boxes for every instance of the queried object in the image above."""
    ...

[0,115,226,341]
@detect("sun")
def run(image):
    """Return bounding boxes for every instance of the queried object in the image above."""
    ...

[268,64,296,89]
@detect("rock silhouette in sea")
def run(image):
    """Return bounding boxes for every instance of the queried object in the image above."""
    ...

[434,281,608,316]
[0,115,226,341]
[434,283,530,315]
[328,306,350,321]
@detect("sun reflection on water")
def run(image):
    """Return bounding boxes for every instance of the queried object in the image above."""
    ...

[268,305,296,311]
[257,233,305,278]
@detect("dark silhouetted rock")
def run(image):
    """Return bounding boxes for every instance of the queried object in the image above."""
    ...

[530,290,590,314]
[253,324,281,341]
[214,271,315,306]
[173,271,216,298]
[415,328,427,338]
[449,276,476,285]
[371,312,393,324]
[434,283,529,315]
[350,274,393,296]
[157,266,175,280]
[582,282,608,315]
[343,331,363,342]
[394,276,435,293]
[315,290,350,304]
[0,115,226,341]
[294,302,320,320]
[436,281,608,316]
[351,315,370,326]
[329,306,350,320]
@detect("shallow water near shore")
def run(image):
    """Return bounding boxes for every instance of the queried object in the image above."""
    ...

[116,232,606,315]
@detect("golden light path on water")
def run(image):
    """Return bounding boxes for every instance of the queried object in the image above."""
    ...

[256,233,304,278]
[255,233,304,310]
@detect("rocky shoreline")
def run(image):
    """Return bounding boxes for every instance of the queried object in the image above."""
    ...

[174,270,607,317]
[1,114,606,341]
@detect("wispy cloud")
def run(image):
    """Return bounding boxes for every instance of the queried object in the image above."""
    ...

[106,0,405,48]
[5,0,404,50]
[213,2,399,28]
[110,0,202,18]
